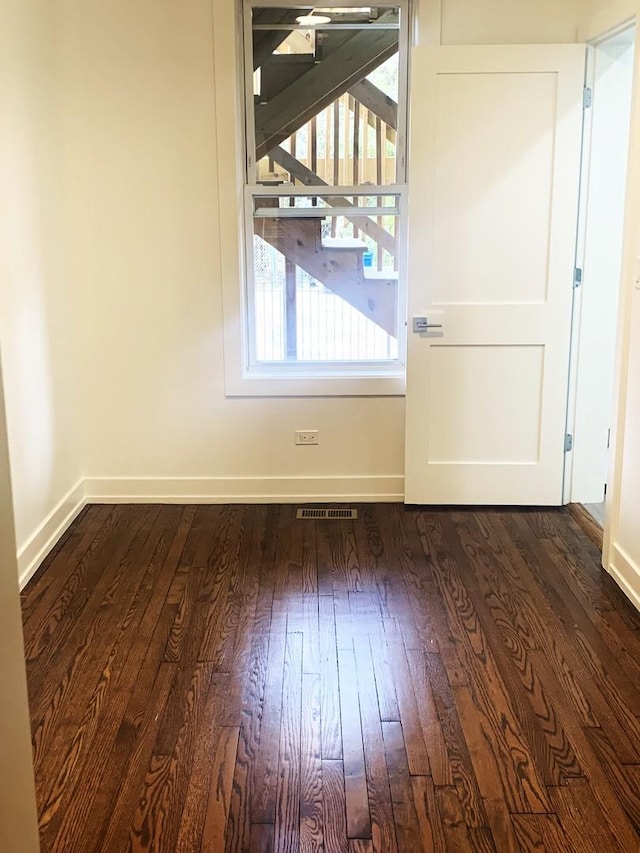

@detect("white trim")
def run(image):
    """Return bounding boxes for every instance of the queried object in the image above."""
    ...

[563,44,592,505]
[608,542,640,613]
[250,184,407,196]
[17,479,86,590]
[16,474,403,590]
[253,23,400,31]
[564,32,636,505]
[414,0,441,46]
[396,1,410,183]
[243,0,257,184]
[603,13,640,567]
[215,0,250,397]
[254,205,400,218]
[83,475,404,503]
[246,0,388,7]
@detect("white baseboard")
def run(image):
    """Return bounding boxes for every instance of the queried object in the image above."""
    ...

[17,479,86,590]
[83,475,405,504]
[609,542,640,613]
[17,475,404,590]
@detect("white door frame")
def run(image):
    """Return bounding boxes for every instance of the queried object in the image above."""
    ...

[563,24,636,507]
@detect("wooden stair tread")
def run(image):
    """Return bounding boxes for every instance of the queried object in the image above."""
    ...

[321,237,368,251]
[257,216,397,336]
[363,269,399,282]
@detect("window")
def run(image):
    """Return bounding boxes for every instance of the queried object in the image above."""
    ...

[235,1,409,392]
[250,191,402,363]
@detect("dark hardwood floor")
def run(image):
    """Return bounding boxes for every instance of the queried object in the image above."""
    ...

[21,503,640,852]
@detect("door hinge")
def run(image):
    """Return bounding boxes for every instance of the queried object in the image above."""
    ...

[574,267,583,288]
[565,434,573,453]
[583,86,593,109]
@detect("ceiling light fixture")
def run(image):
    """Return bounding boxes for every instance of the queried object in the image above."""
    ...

[296,12,332,25]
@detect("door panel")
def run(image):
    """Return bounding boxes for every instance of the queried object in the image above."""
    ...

[432,72,557,306]
[427,345,544,464]
[405,45,585,505]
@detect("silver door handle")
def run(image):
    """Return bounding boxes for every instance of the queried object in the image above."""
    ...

[413,316,443,333]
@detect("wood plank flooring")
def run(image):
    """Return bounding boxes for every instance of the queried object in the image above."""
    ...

[567,503,604,552]
[21,503,640,852]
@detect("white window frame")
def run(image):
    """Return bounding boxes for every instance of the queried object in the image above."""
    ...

[215,0,409,397]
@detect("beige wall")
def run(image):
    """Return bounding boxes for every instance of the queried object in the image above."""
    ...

[615,291,640,567]
[439,0,581,44]
[57,0,640,613]
[55,0,588,505]
[569,0,640,602]
[57,0,404,500]
[0,358,40,851]
[580,0,636,40]
[1,0,81,575]
[18,0,640,595]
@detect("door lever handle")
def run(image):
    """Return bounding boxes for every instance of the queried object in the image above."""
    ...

[413,316,443,333]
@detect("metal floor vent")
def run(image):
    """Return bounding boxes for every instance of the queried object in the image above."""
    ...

[296,508,358,520]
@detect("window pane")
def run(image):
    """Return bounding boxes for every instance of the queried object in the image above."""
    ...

[251,196,399,362]
[250,6,401,186]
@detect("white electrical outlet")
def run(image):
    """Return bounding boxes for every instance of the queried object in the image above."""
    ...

[295,430,319,445]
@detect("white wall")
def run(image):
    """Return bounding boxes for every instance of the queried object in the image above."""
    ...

[1,0,82,583]
[0,358,40,852]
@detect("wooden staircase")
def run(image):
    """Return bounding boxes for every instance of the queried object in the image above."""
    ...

[255,213,397,337]
[251,8,400,342]
[254,10,399,159]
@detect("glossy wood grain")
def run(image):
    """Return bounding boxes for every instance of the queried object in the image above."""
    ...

[23,504,640,851]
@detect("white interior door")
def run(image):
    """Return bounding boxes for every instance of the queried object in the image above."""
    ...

[405,45,585,505]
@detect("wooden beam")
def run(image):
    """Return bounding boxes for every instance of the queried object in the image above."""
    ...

[257,216,397,336]
[348,79,397,129]
[255,204,397,336]
[352,95,359,192]
[270,145,397,258]
[349,81,396,147]
[255,27,398,159]
[252,9,300,69]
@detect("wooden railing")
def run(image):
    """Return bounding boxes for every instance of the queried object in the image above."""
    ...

[259,90,398,272]
[254,87,399,359]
